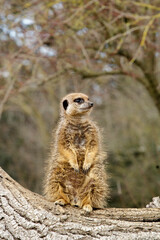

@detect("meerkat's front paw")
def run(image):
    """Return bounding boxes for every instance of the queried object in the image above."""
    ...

[70,162,79,172]
[83,204,92,212]
[54,199,66,206]
[83,161,91,173]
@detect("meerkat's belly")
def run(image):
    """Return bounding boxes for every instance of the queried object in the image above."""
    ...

[66,170,85,187]
[55,163,86,206]
[55,162,85,188]
[64,169,86,206]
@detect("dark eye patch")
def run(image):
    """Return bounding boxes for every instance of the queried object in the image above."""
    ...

[63,99,68,110]
[74,98,84,103]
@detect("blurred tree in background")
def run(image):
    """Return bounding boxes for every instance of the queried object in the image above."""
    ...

[0,0,160,207]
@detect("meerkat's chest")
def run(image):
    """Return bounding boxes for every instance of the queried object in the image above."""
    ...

[66,122,93,150]
[74,133,86,148]
[67,128,87,149]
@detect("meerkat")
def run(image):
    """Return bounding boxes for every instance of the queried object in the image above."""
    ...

[43,93,109,212]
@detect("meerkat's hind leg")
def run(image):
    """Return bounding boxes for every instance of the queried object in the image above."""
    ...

[54,183,70,206]
[55,198,67,206]
[80,193,93,212]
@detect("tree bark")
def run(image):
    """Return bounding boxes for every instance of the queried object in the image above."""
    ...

[0,167,160,240]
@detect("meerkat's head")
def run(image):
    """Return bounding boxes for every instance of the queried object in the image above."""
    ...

[61,93,93,118]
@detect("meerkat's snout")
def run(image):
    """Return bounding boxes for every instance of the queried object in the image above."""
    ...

[80,101,93,110]
[78,99,94,112]
[89,102,93,108]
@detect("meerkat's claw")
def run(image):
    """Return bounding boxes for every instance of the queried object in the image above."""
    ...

[71,163,79,172]
[83,162,91,173]
[73,167,79,172]
[82,168,89,174]
[54,199,66,206]
[83,204,92,212]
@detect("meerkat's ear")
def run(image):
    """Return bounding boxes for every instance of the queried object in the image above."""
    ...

[63,99,68,110]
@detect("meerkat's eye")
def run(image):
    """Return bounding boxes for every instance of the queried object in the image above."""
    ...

[74,98,84,104]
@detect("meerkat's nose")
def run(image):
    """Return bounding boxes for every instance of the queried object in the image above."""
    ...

[89,102,94,107]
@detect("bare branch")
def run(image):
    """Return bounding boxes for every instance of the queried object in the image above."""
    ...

[63,0,97,24]
[0,77,16,119]
[69,67,124,78]
[95,26,145,58]
[18,69,66,93]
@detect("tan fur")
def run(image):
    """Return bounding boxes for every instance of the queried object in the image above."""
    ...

[43,93,109,212]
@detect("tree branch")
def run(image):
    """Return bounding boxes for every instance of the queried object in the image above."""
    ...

[69,67,124,78]
[0,167,160,239]
[18,70,66,93]
[0,77,16,120]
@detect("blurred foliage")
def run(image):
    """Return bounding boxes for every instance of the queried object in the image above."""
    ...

[0,0,160,207]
